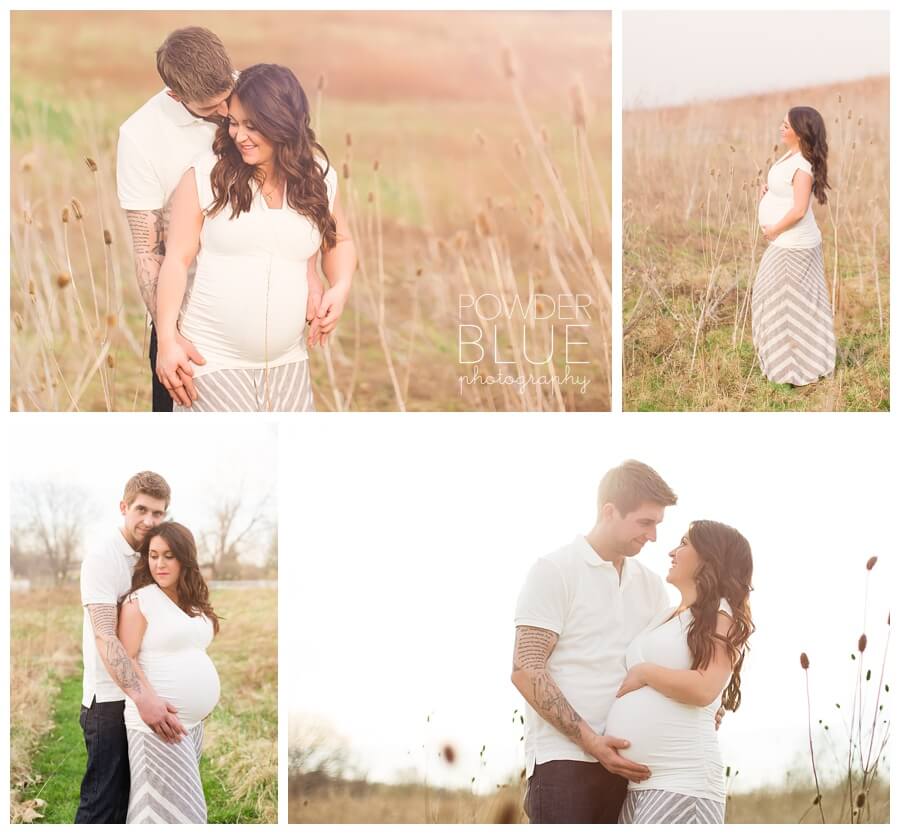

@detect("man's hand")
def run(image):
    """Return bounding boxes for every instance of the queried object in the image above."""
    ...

[136,692,186,743]
[156,337,198,407]
[586,734,651,782]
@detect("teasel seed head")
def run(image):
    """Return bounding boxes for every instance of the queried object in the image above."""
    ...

[61,206,69,223]
[570,81,587,129]
[103,229,112,246]
[858,634,867,653]
[56,273,71,288]
[107,354,116,368]
[866,556,877,570]
[501,46,516,80]
[71,198,84,220]
[800,652,809,670]
[85,157,98,172]
[14,312,24,331]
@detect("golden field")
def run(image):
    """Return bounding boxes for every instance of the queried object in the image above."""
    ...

[623,76,889,411]
[10,11,611,411]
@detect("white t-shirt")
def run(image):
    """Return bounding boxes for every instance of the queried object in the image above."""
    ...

[177,150,338,376]
[514,536,671,777]
[116,89,219,212]
[605,599,734,802]
[80,529,139,707]
[757,151,821,249]
[123,584,220,733]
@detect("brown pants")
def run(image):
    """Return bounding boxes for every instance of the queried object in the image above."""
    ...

[524,760,627,824]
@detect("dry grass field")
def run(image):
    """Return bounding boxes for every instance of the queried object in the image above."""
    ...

[623,76,889,411]
[10,584,276,823]
[10,11,611,411]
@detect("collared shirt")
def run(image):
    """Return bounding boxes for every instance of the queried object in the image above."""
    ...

[80,528,139,706]
[116,88,219,211]
[514,536,670,776]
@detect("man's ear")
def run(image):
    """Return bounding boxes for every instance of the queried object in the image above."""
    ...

[166,90,181,102]
[599,502,615,522]
[120,500,128,516]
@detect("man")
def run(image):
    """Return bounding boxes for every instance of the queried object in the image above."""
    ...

[511,460,677,824]
[116,27,325,411]
[76,471,184,823]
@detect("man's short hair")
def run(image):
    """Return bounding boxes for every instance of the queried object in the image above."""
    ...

[598,460,677,516]
[156,27,234,102]
[123,471,171,508]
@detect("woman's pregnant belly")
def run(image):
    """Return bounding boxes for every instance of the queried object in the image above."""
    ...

[758,191,791,228]
[126,650,220,730]
[605,686,720,789]
[181,253,308,369]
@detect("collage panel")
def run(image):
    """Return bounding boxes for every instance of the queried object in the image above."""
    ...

[622,11,889,412]
[284,415,891,823]
[8,419,277,823]
[10,10,610,413]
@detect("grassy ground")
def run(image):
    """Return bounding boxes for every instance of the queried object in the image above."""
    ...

[287,772,890,823]
[10,585,276,823]
[11,11,611,411]
[623,76,889,411]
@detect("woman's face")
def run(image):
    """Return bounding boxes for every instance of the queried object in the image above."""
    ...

[780,112,799,147]
[148,535,181,592]
[227,94,275,169]
[667,531,701,586]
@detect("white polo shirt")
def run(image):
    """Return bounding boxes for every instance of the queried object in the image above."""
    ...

[80,528,139,707]
[514,536,671,776]
[117,88,219,211]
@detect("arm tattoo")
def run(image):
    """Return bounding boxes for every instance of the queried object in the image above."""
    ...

[513,626,584,744]
[126,208,168,321]
[87,603,142,696]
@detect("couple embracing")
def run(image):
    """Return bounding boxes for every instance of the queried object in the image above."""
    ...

[513,460,754,824]
[118,27,354,412]
[76,472,220,824]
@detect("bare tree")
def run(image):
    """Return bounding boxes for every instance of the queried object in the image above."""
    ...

[199,491,274,579]
[12,481,88,584]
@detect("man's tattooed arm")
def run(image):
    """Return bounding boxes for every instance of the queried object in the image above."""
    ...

[87,603,145,698]
[125,208,168,322]
[511,625,586,747]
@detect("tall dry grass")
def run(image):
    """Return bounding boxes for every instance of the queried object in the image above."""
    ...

[11,49,610,411]
[623,77,889,411]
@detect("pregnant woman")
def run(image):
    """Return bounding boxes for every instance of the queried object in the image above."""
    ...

[752,106,836,387]
[605,521,754,824]
[155,63,356,411]
[118,522,221,824]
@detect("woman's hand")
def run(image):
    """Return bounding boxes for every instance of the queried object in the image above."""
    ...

[305,258,325,347]
[758,182,768,200]
[616,664,649,698]
[312,282,351,345]
[156,336,198,407]
[761,224,779,242]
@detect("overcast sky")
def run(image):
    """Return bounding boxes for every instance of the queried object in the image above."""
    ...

[285,413,893,793]
[9,417,277,559]
[624,11,889,109]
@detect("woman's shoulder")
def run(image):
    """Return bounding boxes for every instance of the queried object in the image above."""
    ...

[796,155,813,175]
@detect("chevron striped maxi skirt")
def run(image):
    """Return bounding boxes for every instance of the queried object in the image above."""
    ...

[174,360,315,412]
[619,789,725,824]
[751,243,836,386]
[126,723,207,823]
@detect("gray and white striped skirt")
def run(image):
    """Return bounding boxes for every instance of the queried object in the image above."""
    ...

[126,723,207,824]
[619,788,725,824]
[751,243,836,386]
[174,360,315,412]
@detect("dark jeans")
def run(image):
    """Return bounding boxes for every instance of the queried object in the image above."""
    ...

[149,325,173,412]
[75,698,130,823]
[524,759,627,824]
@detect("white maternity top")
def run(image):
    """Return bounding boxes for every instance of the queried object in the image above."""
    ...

[604,599,733,803]
[123,583,220,733]
[179,150,338,377]
[757,151,821,249]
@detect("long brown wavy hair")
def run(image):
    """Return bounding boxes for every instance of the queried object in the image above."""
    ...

[684,520,754,712]
[787,106,830,205]
[122,522,220,634]
[207,63,337,250]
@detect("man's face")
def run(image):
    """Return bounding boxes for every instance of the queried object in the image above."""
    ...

[168,86,232,121]
[120,493,168,548]
[605,501,666,557]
